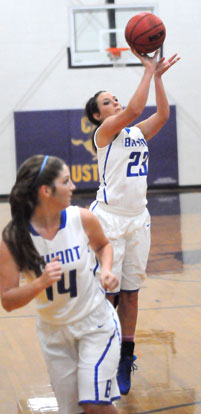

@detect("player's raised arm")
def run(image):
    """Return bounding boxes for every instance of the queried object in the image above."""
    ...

[135,53,181,141]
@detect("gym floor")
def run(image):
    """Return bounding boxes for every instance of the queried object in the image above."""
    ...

[0,188,201,414]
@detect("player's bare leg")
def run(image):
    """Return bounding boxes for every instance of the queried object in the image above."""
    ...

[81,403,118,413]
[117,290,138,395]
[118,290,138,337]
[106,293,116,306]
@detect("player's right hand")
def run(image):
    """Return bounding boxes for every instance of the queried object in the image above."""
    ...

[40,257,62,288]
[131,47,160,70]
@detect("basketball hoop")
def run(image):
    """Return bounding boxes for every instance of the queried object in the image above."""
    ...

[106,47,130,67]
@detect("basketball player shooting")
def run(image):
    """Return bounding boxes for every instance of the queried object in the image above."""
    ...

[85,45,180,396]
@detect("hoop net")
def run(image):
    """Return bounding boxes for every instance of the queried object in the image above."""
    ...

[106,47,130,67]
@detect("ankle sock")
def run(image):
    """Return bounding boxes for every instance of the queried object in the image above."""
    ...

[121,341,135,357]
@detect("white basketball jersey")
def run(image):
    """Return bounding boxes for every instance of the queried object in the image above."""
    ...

[29,206,105,325]
[95,126,149,215]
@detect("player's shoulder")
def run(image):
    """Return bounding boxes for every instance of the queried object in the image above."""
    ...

[130,126,146,141]
[66,205,92,225]
[129,125,143,134]
[62,205,79,226]
[65,206,86,235]
[66,205,80,219]
[119,125,142,136]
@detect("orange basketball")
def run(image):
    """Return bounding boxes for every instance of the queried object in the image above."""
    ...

[125,12,166,54]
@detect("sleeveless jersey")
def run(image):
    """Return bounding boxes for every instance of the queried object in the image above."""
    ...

[28,206,105,325]
[95,126,149,216]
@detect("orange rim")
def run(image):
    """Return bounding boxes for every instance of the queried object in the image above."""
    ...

[106,47,130,57]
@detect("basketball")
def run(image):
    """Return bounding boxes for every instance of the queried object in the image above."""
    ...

[125,12,166,54]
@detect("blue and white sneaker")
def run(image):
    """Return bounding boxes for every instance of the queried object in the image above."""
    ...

[117,355,138,395]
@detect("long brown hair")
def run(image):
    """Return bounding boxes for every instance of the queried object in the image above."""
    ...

[2,155,65,276]
[85,91,105,152]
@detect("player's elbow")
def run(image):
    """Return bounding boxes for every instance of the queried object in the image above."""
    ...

[1,297,15,312]
[163,112,170,125]
[127,107,143,123]
[159,108,170,125]
[164,107,170,121]
[134,107,144,119]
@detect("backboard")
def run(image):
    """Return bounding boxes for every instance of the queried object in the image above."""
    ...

[68,4,161,68]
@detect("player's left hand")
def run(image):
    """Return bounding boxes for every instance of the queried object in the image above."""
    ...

[154,53,181,77]
[100,271,119,291]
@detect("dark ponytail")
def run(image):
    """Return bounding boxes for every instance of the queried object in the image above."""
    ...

[2,155,65,276]
[85,91,105,152]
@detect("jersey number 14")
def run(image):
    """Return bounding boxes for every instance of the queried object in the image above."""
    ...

[46,270,77,301]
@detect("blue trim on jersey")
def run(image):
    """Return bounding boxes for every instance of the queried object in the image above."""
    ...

[93,258,99,276]
[99,286,105,295]
[125,127,130,133]
[79,399,120,405]
[102,143,112,205]
[103,188,107,204]
[94,329,116,400]
[60,209,67,229]
[111,396,121,401]
[113,313,121,346]
[29,209,67,235]
[91,201,98,212]
[29,223,39,236]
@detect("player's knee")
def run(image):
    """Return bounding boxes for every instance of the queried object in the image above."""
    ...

[120,290,138,306]
[81,403,117,413]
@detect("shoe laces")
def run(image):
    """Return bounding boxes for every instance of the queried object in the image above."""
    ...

[131,355,138,374]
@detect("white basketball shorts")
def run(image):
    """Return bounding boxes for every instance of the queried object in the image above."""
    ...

[90,202,151,293]
[36,300,121,414]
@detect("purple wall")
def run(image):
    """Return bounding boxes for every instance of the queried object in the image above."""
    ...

[14,105,178,190]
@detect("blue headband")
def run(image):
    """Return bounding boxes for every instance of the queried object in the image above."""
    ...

[34,155,49,184]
